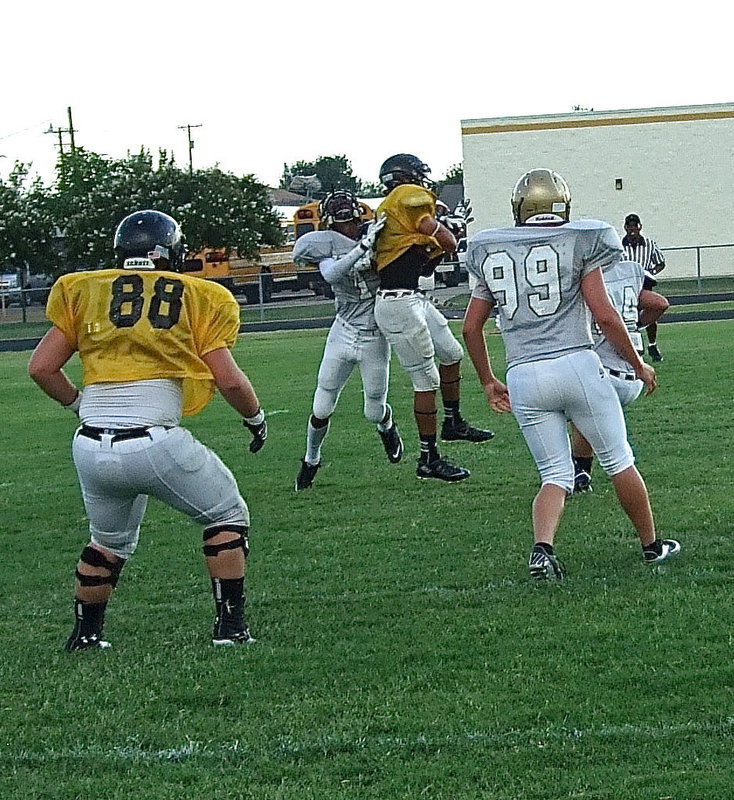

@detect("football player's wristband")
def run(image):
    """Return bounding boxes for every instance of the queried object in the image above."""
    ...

[429,220,441,237]
[243,409,265,426]
[63,391,82,413]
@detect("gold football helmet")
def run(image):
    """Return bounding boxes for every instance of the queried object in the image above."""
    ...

[511,169,571,225]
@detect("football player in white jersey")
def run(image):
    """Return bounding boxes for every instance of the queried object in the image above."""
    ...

[571,260,670,493]
[462,169,681,578]
[29,210,266,649]
[292,190,403,490]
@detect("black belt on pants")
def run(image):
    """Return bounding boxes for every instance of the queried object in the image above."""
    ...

[377,289,417,298]
[78,425,155,443]
[606,369,637,382]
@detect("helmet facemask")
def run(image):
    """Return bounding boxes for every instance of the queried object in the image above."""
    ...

[318,190,362,229]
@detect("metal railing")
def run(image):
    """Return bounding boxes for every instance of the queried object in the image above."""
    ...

[659,243,734,292]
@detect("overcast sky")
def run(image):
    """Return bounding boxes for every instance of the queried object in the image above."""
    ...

[2,0,731,190]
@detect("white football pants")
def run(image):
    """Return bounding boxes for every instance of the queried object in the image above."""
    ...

[507,350,634,492]
[374,292,463,392]
[312,316,391,423]
[72,425,249,558]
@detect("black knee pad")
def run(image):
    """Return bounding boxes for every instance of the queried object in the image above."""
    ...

[76,545,124,587]
[203,524,250,558]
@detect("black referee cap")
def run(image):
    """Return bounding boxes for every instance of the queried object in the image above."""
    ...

[624,213,641,225]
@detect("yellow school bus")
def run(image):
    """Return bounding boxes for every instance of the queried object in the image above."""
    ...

[181,199,376,303]
[181,246,302,305]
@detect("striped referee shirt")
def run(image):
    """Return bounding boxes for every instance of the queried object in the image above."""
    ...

[621,234,666,274]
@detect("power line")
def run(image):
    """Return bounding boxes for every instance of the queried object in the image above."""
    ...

[0,119,54,142]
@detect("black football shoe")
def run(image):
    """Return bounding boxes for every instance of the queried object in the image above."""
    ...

[643,539,681,564]
[295,459,320,491]
[378,422,404,463]
[416,457,470,482]
[65,631,111,651]
[528,545,566,581]
[572,470,593,494]
[648,344,664,362]
[441,417,495,443]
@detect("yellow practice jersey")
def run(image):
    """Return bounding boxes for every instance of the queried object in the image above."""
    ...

[46,268,241,416]
[374,184,444,271]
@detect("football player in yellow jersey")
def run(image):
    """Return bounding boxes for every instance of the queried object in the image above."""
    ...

[373,154,493,483]
[29,210,267,649]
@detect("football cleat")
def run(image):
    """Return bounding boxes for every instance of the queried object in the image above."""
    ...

[212,628,256,647]
[572,470,593,494]
[378,422,404,463]
[528,546,566,581]
[441,418,495,443]
[295,459,320,491]
[212,606,255,646]
[65,632,111,651]
[643,538,681,564]
[648,344,664,362]
[416,457,470,482]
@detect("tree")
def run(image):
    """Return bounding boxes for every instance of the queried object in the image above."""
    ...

[0,162,57,275]
[432,163,464,197]
[46,148,282,271]
[280,155,362,197]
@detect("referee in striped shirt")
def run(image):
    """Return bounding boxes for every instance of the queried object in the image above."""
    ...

[622,213,666,361]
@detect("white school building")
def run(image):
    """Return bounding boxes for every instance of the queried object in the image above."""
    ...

[461,103,734,281]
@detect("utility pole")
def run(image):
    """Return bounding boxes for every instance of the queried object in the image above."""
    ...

[67,106,77,154]
[45,106,78,157]
[178,123,202,173]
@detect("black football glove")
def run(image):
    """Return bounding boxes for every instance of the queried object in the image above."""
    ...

[243,413,268,453]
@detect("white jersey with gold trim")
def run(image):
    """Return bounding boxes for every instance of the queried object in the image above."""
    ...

[467,220,624,369]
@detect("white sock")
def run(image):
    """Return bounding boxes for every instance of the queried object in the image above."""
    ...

[376,405,393,433]
[306,419,330,464]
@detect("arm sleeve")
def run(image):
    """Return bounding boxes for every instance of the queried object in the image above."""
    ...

[650,242,665,268]
[581,224,624,278]
[318,244,365,283]
[466,243,495,304]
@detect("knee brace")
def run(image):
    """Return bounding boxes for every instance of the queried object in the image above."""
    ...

[203,524,250,558]
[76,545,125,587]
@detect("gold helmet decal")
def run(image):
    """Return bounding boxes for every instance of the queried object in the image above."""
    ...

[511,169,571,225]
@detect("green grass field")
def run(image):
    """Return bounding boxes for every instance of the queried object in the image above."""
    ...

[1,321,732,799]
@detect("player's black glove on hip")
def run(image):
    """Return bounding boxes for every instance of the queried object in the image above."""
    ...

[243,411,268,453]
